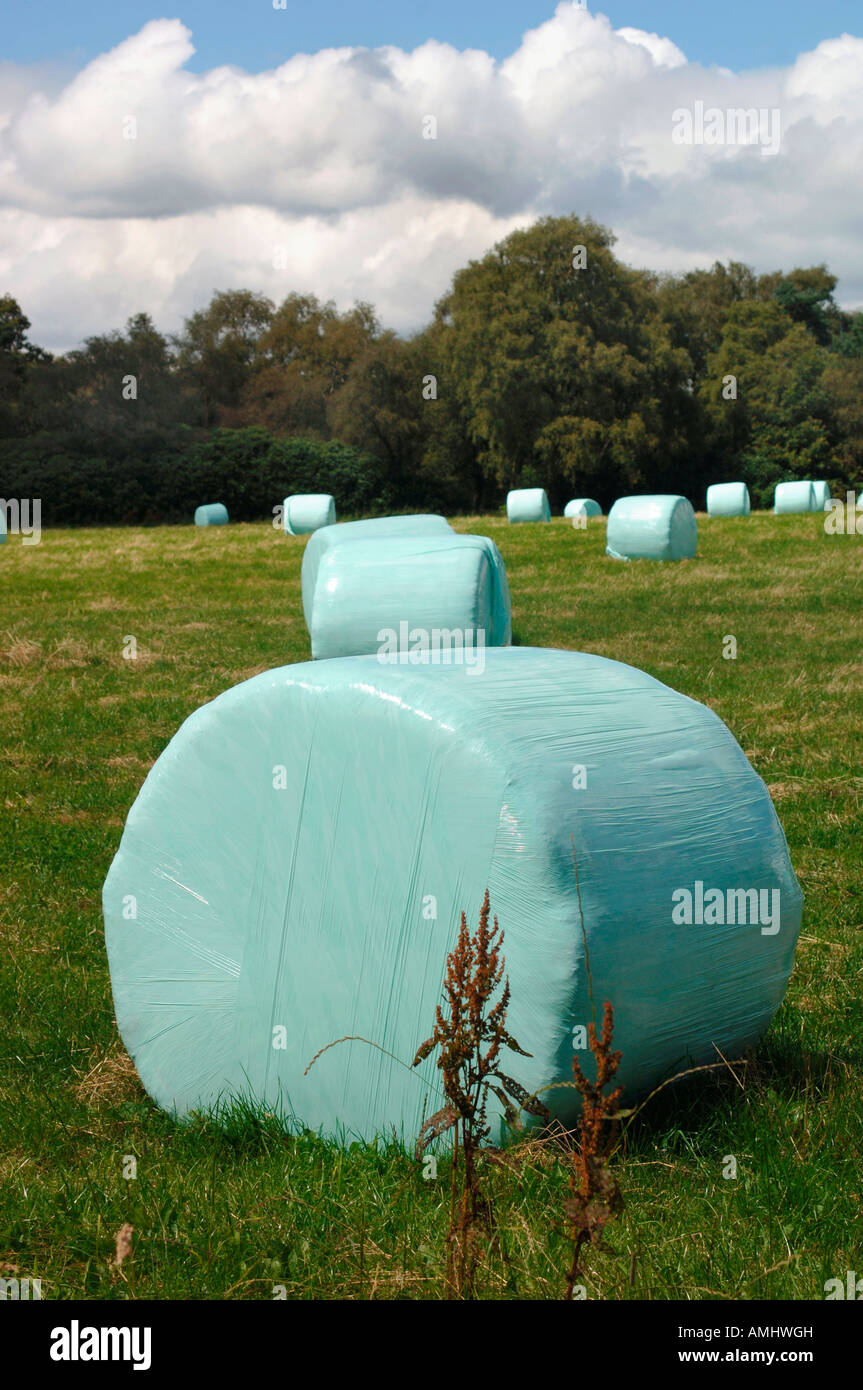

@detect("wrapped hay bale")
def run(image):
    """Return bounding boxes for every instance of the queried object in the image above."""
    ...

[103,647,803,1144]
[564,498,602,519]
[506,488,550,523]
[301,514,453,628]
[0,511,6,544]
[774,481,815,515]
[606,495,697,561]
[283,494,337,536]
[307,532,511,659]
[706,483,750,517]
[194,503,229,527]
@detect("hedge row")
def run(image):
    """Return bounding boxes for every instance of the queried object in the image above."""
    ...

[0,427,396,526]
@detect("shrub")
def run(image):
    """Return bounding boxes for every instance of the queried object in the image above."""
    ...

[0,427,394,526]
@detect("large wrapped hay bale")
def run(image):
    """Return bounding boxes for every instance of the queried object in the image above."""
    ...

[194,503,229,527]
[774,481,815,514]
[808,481,831,510]
[283,494,336,536]
[706,483,750,517]
[307,533,511,659]
[0,511,6,544]
[506,488,550,523]
[103,647,802,1144]
[564,498,602,519]
[302,514,453,627]
[606,495,697,560]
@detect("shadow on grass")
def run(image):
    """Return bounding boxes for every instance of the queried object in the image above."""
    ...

[102,1025,860,1164]
[599,1030,860,1155]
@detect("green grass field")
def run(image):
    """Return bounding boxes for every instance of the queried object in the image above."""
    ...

[1,511,861,1300]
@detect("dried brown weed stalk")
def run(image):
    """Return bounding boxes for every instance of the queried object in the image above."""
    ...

[412,889,547,1298]
[564,1000,624,1300]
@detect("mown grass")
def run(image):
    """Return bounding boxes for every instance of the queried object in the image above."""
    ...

[1,510,861,1299]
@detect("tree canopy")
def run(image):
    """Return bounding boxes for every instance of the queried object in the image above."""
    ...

[2,212,861,521]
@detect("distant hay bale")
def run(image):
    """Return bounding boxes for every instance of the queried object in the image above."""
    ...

[774,481,815,515]
[301,514,453,628]
[306,532,511,659]
[194,503,229,527]
[606,495,697,561]
[506,488,550,523]
[283,494,336,536]
[564,498,602,519]
[706,483,751,517]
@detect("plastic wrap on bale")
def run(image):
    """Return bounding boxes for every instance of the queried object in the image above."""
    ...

[302,514,453,628]
[307,533,511,659]
[103,647,803,1146]
[707,483,750,518]
[606,495,697,560]
[283,494,336,536]
[774,481,816,515]
[808,481,830,510]
[506,488,551,523]
[194,503,229,527]
[564,499,603,519]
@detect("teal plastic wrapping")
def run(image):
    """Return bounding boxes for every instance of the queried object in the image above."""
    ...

[283,494,336,535]
[564,498,602,518]
[807,481,830,510]
[307,533,511,659]
[102,647,802,1145]
[301,514,453,628]
[0,511,5,543]
[607,495,698,560]
[194,503,229,526]
[774,481,815,514]
[507,488,551,523]
[707,483,750,517]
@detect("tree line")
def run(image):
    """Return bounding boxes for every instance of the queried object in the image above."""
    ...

[2,213,862,524]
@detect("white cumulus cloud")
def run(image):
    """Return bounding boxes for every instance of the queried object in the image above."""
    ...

[0,3,861,351]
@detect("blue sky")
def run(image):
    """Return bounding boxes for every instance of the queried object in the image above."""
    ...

[2,0,861,73]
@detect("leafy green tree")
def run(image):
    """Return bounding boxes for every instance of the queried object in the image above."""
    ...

[51,312,191,447]
[766,266,840,346]
[656,260,763,386]
[700,302,836,504]
[830,309,863,359]
[4,227,862,522]
[0,295,50,434]
[242,294,380,436]
[411,320,487,511]
[326,331,425,498]
[430,215,694,506]
[821,356,863,484]
[175,289,275,425]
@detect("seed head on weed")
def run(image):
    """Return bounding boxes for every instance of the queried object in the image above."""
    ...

[412,889,547,1298]
[563,1000,624,1299]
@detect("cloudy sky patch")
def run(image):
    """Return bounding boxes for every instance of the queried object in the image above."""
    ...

[1,4,861,351]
